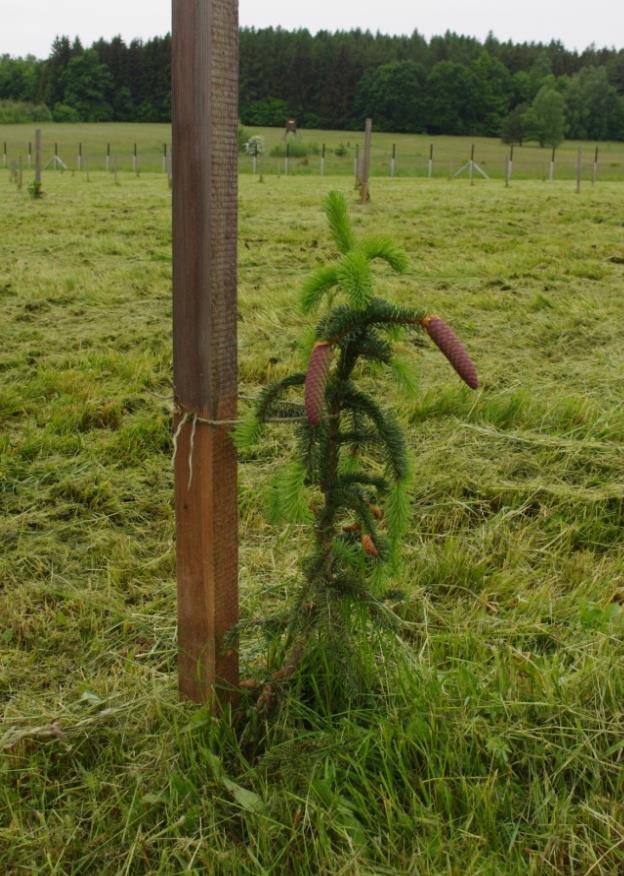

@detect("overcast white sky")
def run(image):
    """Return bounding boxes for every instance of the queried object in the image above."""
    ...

[1,0,622,58]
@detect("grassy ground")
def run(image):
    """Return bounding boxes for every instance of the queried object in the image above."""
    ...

[2,121,624,179]
[1,170,624,874]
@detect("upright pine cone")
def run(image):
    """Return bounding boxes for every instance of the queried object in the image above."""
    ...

[304,342,333,425]
[422,316,479,390]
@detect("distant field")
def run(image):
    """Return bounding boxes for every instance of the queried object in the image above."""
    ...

[2,172,624,873]
[2,121,624,179]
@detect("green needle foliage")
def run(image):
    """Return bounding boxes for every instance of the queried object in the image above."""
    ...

[235,191,478,693]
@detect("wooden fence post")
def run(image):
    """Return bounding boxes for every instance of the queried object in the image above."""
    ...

[172,0,239,705]
[576,146,582,194]
[18,155,23,190]
[133,142,138,176]
[390,143,396,177]
[549,146,556,181]
[285,141,289,176]
[28,141,32,169]
[469,144,475,186]
[106,142,111,172]
[34,129,42,188]
[428,143,433,178]
[320,143,325,177]
[78,142,82,172]
[163,143,168,173]
[360,118,372,203]
[592,147,599,185]
[2,142,6,168]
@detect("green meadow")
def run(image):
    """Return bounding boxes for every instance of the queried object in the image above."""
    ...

[1,169,624,873]
[2,122,624,178]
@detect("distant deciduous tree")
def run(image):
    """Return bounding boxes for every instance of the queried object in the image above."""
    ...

[524,85,567,147]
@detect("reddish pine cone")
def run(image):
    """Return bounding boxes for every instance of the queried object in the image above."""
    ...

[422,316,479,390]
[305,342,333,425]
[361,534,380,558]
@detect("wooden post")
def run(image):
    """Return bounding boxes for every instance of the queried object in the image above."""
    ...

[172,0,239,705]
[469,144,475,186]
[167,154,173,190]
[2,142,6,168]
[78,142,82,172]
[28,141,32,169]
[428,143,433,178]
[34,129,42,187]
[320,143,325,177]
[576,146,582,194]
[54,142,58,170]
[506,143,514,187]
[549,146,556,181]
[106,142,111,172]
[18,155,23,190]
[133,142,139,176]
[163,143,168,173]
[390,143,396,177]
[360,117,372,204]
[592,147,599,185]
[285,141,289,176]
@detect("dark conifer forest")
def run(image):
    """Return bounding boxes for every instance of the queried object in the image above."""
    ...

[1,28,624,139]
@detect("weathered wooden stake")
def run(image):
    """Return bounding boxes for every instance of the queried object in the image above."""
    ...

[285,141,289,176]
[360,118,372,204]
[163,143,168,173]
[78,142,82,172]
[390,143,396,177]
[549,146,556,181]
[28,141,32,169]
[592,147,599,185]
[506,144,514,187]
[2,142,6,168]
[576,146,582,194]
[34,129,42,187]
[106,142,111,172]
[133,142,138,176]
[428,143,433,178]
[172,0,239,705]
[320,143,325,176]
[469,144,475,186]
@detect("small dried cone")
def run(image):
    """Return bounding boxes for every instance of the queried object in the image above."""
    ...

[361,533,380,558]
[422,316,479,390]
[370,505,383,520]
[240,678,262,690]
[304,341,333,426]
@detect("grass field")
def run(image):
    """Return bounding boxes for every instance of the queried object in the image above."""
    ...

[2,121,624,179]
[1,170,624,874]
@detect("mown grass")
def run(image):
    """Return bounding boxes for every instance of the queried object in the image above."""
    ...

[1,171,624,874]
[2,121,624,179]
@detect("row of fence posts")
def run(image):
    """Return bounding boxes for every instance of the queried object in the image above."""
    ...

[2,138,172,179]
[245,140,602,187]
[2,135,601,192]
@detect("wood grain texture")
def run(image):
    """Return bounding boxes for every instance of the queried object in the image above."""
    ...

[172,0,239,704]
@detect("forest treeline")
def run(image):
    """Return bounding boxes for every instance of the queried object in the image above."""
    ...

[1,28,624,141]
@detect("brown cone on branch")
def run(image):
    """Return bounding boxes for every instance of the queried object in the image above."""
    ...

[304,342,333,425]
[361,533,380,558]
[422,316,479,390]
